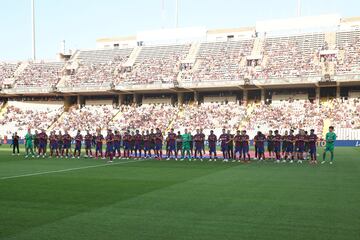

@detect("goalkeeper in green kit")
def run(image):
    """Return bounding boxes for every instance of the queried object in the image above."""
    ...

[25,128,35,158]
[322,126,336,164]
[181,129,192,161]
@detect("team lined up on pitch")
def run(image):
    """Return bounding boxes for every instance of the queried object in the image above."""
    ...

[14,126,337,164]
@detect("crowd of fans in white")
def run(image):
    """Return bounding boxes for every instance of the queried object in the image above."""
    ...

[326,98,360,129]
[247,100,325,135]
[336,38,360,74]
[173,102,247,134]
[0,102,63,137]
[53,105,117,134]
[0,98,359,139]
[0,62,19,86]
[15,62,63,87]
[109,104,179,131]
[116,45,190,85]
[257,37,322,79]
[66,56,128,87]
[117,55,183,85]
[190,41,253,82]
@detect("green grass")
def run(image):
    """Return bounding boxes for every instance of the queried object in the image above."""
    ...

[0,146,359,240]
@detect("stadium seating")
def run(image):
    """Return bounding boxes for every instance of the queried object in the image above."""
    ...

[0,101,63,137]
[189,40,253,81]
[108,103,179,131]
[1,29,360,141]
[335,30,360,74]
[65,48,132,86]
[15,62,64,87]
[52,105,118,135]
[116,44,190,85]
[326,98,360,129]
[172,102,247,135]
[0,62,19,86]
[257,33,325,79]
[245,100,324,136]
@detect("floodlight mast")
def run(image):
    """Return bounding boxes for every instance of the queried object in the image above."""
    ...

[297,0,302,17]
[161,0,165,29]
[31,0,36,60]
[175,0,179,28]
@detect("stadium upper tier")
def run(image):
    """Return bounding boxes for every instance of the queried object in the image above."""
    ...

[14,62,64,88]
[116,44,191,85]
[1,29,360,92]
[0,62,20,86]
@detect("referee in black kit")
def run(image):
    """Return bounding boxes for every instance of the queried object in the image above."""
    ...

[12,132,20,155]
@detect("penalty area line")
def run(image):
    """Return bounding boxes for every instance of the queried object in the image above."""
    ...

[0,159,147,180]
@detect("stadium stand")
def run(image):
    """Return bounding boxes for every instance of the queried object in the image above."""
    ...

[65,48,132,86]
[245,100,324,136]
[52,105,118,135]
[257,33,324,79]
[335,30,360,74]
[108,103,179,131]
[116,44,191,85]
[189,39,253,81]
[14,62,64,87]
[1,23,360,141]
[0,62,19,87]
[0,101,63,137]
[172,102,247,135]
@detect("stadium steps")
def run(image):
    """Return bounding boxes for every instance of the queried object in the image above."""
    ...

[110,109,123,122]
[124,46,142,66]
[322,119,331,138]
[240,57,247,67]
[192,59,202,71]
[238,103,255,130]
[328,61,335,75]
[13,62,29,77]
[184,42,200,61]
[0,102,8,119]
[251,37,264,56]
[166,108,184,132]
[338,49,345,64]
[69,49,80,61]
[47,109,66,131]
[261,55,269,67]
[56,75,70,88]
[325,31,337,49]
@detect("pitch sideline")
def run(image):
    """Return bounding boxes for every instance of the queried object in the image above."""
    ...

[0,159,147,180]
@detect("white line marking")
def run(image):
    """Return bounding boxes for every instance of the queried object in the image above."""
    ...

[0,159,146,180]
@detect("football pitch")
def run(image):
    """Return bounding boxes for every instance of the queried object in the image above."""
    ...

[0,146,359,240]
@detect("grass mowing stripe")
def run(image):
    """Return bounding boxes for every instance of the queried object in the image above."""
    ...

[0,159,147,180]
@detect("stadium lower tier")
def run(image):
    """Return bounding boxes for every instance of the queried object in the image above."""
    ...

[1,97,360,140]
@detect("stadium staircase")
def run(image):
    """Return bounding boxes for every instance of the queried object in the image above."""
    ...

[0,102,8,118]
[251,37,264,56]
[13,62,29,77]
[166,108,184,132]
[320,32,337,76]
[238,103,256,130]
[124,46,141,66]
[185,42,200,62]
[176,43,200,82]
[322,119,331,139]
[109,109,123,123]
[56,75,70,88]
[69,50,80,61]
[261,55,269,67]
[324,32,337,49]
[47,109,66,131]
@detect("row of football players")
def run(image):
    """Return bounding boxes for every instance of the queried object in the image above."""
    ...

[24,128,318,163]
